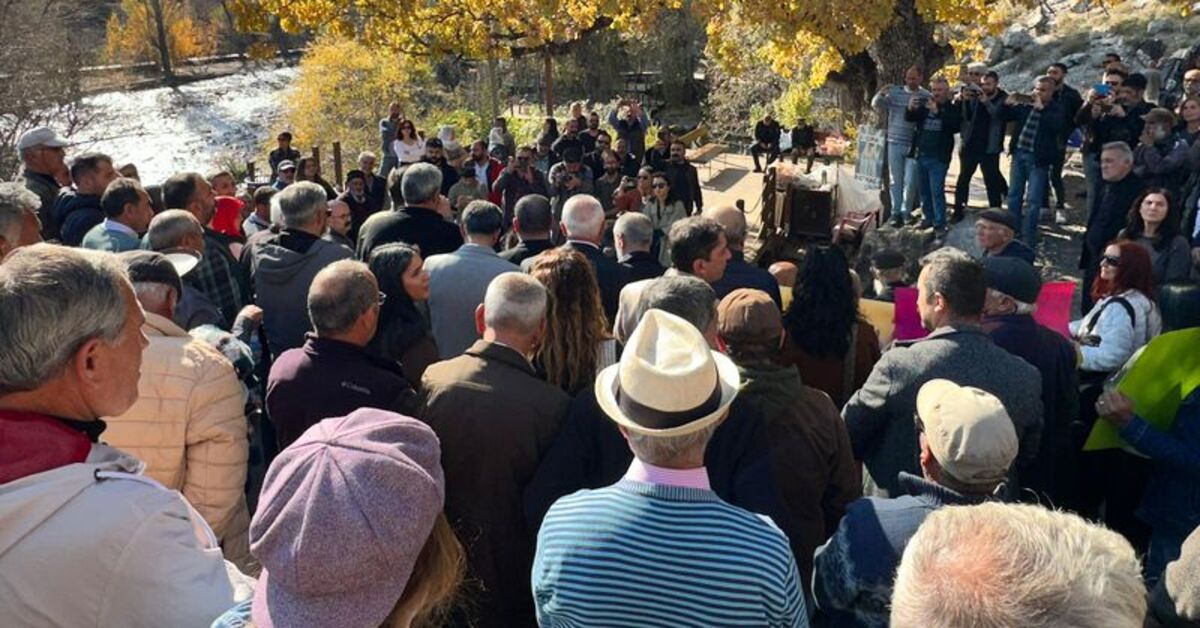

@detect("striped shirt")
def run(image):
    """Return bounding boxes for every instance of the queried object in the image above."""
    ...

[533,478,808,627]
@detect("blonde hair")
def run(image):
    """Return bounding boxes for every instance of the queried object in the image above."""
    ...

[388,514,465,628]
[891,503,1146,628]
[529,249,610,395]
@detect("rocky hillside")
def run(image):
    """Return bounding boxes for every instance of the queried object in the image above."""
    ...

[983,0,1198,94]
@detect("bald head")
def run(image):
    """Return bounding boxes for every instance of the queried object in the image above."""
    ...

[702,205,746,250]
[307,260,379,344]
[769,261,797,290]
[561,194,605,244]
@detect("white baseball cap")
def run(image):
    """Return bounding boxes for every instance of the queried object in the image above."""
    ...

[17,127,69,151]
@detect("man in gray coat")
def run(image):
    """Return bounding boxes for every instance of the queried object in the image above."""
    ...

[425,200,518,358]
[244,182,354,359]
[843,249,1043,497]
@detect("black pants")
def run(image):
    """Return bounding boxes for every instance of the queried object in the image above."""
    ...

[1059,377,1153,552]
[1042,151,1067,209]
[953,151,1007,212]
[751,143,780,171]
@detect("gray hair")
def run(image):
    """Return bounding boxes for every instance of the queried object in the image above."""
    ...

[919,247,986,318]
[561,195,604,239]
[307,260,378,335]
[357,151,377,163]
[273,181,327,228]
[1034,74,1056,87]
[986,288,1038,316]
[145,209,202,251]
[483,272,547,335]
[636,276,717,338]
[0,244,130,393]
[132,282,175,312]
[0,182,39,244]
[462,200,503,235]
[401,162,442,205]
[891,503,1146,628]
[1101,141,1134,163]
[614,212,654,248]
[626,423,719,466]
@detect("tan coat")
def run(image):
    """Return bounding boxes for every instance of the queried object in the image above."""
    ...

[103,312,253,570]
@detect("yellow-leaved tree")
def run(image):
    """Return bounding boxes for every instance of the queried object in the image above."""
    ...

[105,0,217,76]
[701,0,1034,107]
[224,0,680,113]
[277,37,433,162]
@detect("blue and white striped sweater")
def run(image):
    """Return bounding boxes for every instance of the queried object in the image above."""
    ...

[533,479,808,627]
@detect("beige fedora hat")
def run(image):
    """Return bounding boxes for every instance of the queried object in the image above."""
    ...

[595,308,740,437]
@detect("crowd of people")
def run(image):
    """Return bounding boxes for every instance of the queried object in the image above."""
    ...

[0,64,1197,628]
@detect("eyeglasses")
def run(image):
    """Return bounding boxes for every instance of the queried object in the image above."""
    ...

[652,183,668,189]
[1100,255,1121,267]
[377,291,388,306]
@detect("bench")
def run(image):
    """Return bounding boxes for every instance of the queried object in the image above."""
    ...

[686,142,726,179]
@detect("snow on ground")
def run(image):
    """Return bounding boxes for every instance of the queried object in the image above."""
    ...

[70,66,297,184]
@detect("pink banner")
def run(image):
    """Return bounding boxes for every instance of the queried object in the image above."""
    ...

[892,281,1075,341]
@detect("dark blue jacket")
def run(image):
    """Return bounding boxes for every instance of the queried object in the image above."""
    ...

[1002,100,1065,167]
[711,250,783,308]
[52,191,103,247]
[984,314,1079,500]
[812,473,998,627]
[1120,386,1200,538]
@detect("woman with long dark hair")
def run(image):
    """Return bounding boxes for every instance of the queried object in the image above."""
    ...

[528,249,615,395]
[368,243,439,385]
[296,156,337,200]
[1118,187,1192,284]
[644,172,687,267]
[393,120,426,166]
[777,246,880,407]
[540,117,560,145]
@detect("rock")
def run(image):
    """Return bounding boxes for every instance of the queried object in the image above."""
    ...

[1147,19,1174,36]
[855,217,983,292]
[1001,29,1036,53]
[1060,52,1090,70]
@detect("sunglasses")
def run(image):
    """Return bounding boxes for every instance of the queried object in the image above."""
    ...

[652,183,668,189]
[1100,255,1121,267]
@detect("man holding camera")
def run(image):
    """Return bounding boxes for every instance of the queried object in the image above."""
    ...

[873,66,932,227]
[955,70,1009,221]
[493,146,551,229]
[1076,71,1152,215]
[1001,76,1065,248]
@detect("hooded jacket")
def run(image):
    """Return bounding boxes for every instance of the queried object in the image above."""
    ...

[244,228,353,359]
[101,312,252,570]
[0,411,244,626]
[51,191,103,246]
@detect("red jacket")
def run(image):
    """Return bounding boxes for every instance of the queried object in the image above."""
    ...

[467,157,505,205]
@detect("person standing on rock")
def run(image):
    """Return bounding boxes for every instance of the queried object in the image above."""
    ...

[874,66,931,228]
[1002,76,1064,249]
[1044,62,1084,225]
[954,70,1009,222]
[905,77,961,235]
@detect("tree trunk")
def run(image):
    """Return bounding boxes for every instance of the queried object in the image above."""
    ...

[543,52,554,115]
[867,0,953,85]
[485,54,500,121]
[146,0,173,78]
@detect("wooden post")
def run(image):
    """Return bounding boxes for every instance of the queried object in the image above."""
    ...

[543,52,554,116]
[246,161,256,183]
[332,142,343,190]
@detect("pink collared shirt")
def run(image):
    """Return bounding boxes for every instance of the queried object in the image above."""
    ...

[624,458,711,490]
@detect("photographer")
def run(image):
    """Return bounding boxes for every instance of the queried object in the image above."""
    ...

[1001,76,1064,247]
[905,77,961,233]
[492,145,550,227]
[955,70,1009,221]
[1077,71,1154,214]
[547,147,594,230]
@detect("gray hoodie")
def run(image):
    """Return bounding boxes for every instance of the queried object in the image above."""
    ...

[246,229,353,359]
[0,443,245,625]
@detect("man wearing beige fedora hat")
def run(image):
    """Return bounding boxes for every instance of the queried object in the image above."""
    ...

[533,309,808,626]
[813,379,1017,627]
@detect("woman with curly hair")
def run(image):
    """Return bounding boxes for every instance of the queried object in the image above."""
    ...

[368,243,439,385]
[528,248,615,395]
[777,246,881,407]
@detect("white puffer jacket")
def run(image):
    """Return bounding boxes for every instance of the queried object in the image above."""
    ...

[102,312,252,570]
[1070,289,1163,373]
[0,444,251,626]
